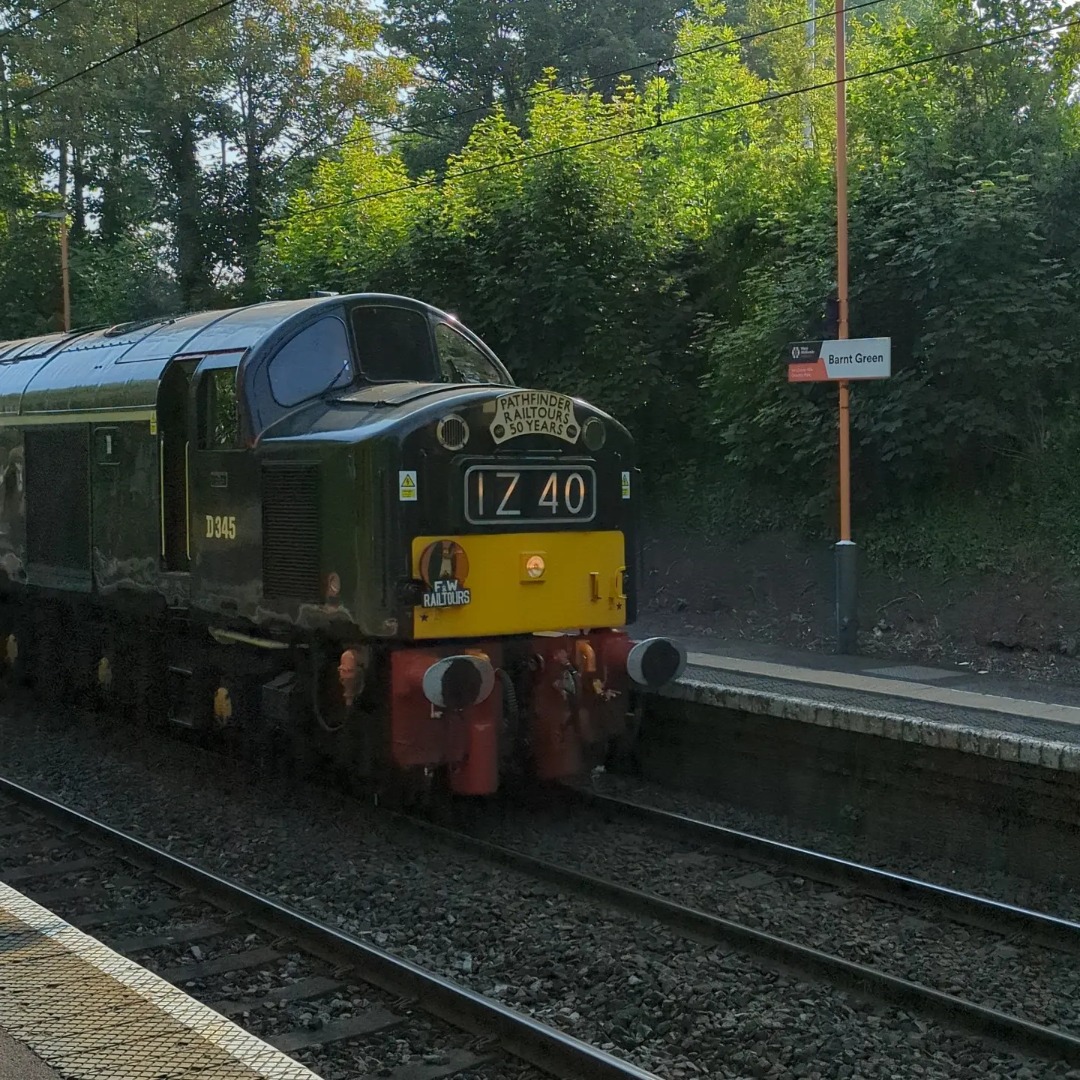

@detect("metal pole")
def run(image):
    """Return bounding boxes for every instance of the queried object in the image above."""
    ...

[803,0,816,148]
[59,216,70,332]
[834,0,857,653]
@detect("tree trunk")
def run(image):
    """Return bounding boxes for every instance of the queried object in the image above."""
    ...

[239,150,263,302]
[71,146,87,240]
[58,141,68,200]
[0,50,11,150]
[160,115,213,310]
[238,72,263,303]
[100,146,124,245]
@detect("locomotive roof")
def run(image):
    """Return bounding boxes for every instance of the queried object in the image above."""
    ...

[0,293,462,419]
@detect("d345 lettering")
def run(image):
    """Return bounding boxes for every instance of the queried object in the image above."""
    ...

[205,514,237,541]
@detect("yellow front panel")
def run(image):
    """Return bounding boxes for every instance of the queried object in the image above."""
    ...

[411,531,627,639]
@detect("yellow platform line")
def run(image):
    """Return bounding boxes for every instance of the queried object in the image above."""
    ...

[0,880,320,1080]
[685,652,1080,729]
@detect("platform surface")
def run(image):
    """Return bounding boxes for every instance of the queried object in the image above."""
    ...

[650,632,1080,771]
[0,1030,59,1079]
[0,879,321,1080]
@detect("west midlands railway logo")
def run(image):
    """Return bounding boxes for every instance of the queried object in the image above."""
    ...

[419,540,471,608]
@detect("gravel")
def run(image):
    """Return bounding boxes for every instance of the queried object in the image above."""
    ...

[447,788,1080,1036]
[587,771,1080,922]
[0,803,532,1080]
[1,707,1079,1079]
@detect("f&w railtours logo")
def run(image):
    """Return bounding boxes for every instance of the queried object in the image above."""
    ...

[418,540,471,608]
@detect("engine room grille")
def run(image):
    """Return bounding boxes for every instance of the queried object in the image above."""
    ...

[262,462,321,602]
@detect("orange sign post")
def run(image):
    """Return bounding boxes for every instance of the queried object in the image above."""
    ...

[834,0,855,653]
[784,4,893,652]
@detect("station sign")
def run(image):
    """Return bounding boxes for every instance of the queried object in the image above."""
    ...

[786,338,891,382]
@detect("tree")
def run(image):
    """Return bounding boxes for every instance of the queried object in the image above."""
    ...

[381,0,686,171]
[210,0,410,298]
[0,0,409,312]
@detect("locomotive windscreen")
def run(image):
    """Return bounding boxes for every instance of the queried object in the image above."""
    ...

[351,306,437,383]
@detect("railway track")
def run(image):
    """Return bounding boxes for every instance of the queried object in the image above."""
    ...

[563,785,1080,951]
[390,785,1080,1068]
[0,774,660,1080]
[3,701,1077,1078]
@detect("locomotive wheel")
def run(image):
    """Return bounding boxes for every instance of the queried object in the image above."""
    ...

[211,673,279,775]
[69,627,102,714]
[604,696,644,776]
[33,604,73,713]
[310,646,383,780]
[0,616,31,697]
[87,619,125,716]
[115,624,163,726]
[0,630,15,683]
[0,600,19,683]
[371,766,451,816]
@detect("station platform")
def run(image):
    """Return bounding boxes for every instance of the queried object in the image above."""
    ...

[657,634,1080,772]
[0,879,320,1080]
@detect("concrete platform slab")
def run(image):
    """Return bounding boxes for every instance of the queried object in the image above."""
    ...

[652,634,1080,771]
[0,1030,59,1080]
[0,879,322,1080]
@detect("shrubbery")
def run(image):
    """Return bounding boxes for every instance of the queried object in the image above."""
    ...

[264,0,1080,570]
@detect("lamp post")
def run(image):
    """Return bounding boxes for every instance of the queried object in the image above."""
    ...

[33,210,70,332]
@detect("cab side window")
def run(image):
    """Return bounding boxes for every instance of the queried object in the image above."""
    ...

[435,323,507,384]
[268,316,353,407]
[200,368,241,450]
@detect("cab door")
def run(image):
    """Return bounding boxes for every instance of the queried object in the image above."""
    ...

[158,357,200,576]
[189,354,261,618]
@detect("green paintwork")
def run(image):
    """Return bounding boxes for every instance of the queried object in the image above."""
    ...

[0,294,641,646]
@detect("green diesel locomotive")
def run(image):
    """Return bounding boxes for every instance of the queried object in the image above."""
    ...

[0,294,684,796]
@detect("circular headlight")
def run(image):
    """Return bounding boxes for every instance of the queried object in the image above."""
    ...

[582,417,606,451]
[436,414,470,451]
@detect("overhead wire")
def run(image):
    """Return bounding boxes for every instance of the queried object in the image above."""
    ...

[0,0,74,39]
[13,0,237,106]
[338,0,893,154]
[282,13,1079,222]
[1,0,890,164]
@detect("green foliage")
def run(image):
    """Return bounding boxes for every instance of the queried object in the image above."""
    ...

[0,219,57,338]
[9,0,1080,579]
[703,157,1080,513]
[69,234,180,327]
[0,0,407,320]
[268,0,1080,572]
[380,0,682,171]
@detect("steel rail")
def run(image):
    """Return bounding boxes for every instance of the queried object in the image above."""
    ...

[559,786,1080,951]
[0,775,661,1080]
[392,812,1080,1066]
